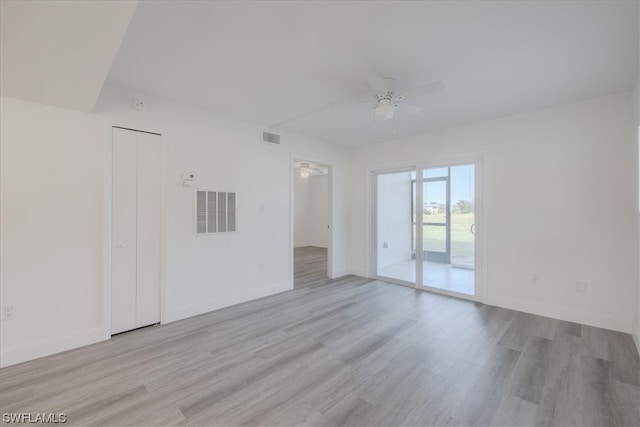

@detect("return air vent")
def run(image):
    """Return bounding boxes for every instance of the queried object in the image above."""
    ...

[195,190,236,234]
[262,131,281,145]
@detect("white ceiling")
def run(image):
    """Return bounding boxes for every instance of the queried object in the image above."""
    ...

[2,1,637,145]
[1,0,137,112]
[106,1,638,145]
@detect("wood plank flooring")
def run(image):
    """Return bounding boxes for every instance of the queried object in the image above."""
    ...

[294,246,328,288]
[1,276,639,426]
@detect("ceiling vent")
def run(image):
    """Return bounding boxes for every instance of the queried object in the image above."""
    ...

[262,131,281,145]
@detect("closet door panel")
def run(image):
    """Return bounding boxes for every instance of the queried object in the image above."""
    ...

[135,132,162,327]
[111,128,138,334]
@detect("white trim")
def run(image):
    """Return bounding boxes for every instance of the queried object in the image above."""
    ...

[416,166,424,287]
[104,122,168,339]
[0,327,103,368]
[348,266,368,277]
[372,275,418,289]
[102,125,113,340]
[290,155,335,280]
[421,284,480,302]
[331,268,349,278]
[487,294,631,333]
[165,283,292,323]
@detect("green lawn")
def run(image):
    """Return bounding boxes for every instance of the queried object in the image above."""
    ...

[420,212,475,256]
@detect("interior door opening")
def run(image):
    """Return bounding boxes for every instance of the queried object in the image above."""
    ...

[292,159,332,288]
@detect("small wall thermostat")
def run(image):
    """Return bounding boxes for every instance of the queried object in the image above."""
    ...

[182,172,196,188]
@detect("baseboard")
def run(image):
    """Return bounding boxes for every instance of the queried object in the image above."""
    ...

[166,283,293,323]
[347,266,368,278]
[308,243,328,249]
[0,327,103,368]
[487,294,630,333]
[330,268,349,279]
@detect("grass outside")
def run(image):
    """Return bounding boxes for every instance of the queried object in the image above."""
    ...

[421,212,474,256]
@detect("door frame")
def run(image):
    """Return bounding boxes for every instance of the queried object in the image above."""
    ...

[290,155,334,284]
[369,155,485,302]
[102,122,168,340]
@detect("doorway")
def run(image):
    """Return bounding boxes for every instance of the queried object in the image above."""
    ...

[373,161,479,299]
[111,127,162,335]
[292,160,331,288]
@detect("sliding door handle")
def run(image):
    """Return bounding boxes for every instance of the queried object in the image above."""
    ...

[470,224,476,235]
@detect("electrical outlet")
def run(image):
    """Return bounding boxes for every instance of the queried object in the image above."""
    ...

[2,305,14,321]
[531,273,539,282]
[383,242,389,249]
[576,281,587,293]
[258,262,264,272]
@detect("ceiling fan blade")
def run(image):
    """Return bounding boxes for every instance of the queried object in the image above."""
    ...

[368,76,395,95]
[342,98,376,105]
[402,80,444,99]
[396,103,423,114]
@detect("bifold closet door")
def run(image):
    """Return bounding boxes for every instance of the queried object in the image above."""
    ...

[111,128,161,335]
[135,132,161,327]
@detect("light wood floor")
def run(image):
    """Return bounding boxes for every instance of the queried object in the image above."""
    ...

[294,246,329,288]
[1,276,639,426]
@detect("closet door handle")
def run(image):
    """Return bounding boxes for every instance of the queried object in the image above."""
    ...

[114,242,128,248]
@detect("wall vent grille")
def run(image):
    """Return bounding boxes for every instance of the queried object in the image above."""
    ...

[195,190,236,234]
[262,131,281,145]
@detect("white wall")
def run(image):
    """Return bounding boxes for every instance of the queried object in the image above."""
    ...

[293,173,311,247]
[0,98,107,366]
[309,174,330,248]
[376,172,413,269]
[348,92,638,333]
[293,173,329,248]
[0,85,352,367]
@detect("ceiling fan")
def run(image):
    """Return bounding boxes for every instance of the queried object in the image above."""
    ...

[363,77,441,122]
[294,161,328,180]
[270,77,444,128]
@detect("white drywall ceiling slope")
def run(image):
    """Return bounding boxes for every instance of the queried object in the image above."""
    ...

[106,1,638,145]
[0,0,137,112]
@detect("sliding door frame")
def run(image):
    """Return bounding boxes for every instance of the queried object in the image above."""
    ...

[370,155,485,303]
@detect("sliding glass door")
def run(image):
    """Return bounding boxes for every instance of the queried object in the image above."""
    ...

[421,164,475,295]
[374,162,477,298]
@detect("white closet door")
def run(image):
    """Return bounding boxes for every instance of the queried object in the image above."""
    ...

[135,132,161,328]
[111,128,138,334]
[111,128,161,335]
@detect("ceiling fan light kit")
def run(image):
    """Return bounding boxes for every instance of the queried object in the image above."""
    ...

[374,98,395,121]
[294,161,329,181]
